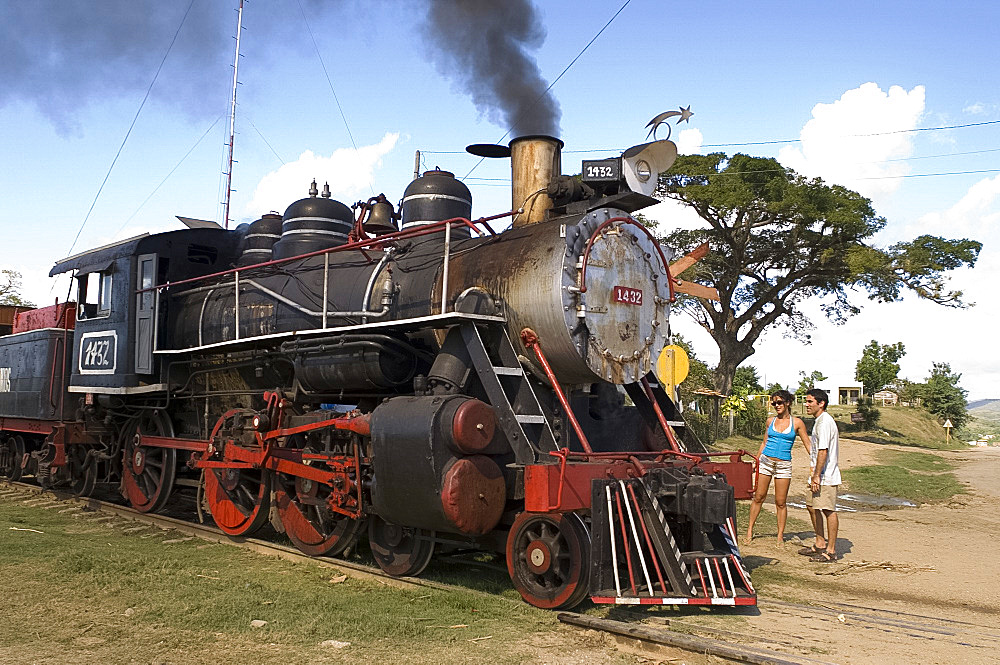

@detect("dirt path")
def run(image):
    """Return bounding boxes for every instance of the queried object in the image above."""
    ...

[728,440,1000,664]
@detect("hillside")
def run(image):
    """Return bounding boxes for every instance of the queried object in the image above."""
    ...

[717,403,965,450]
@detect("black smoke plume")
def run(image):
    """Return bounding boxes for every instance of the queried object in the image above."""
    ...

[0,1,230,133]
[421,0,561,138]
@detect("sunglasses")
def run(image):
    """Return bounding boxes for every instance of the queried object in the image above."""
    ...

[770,400,786,406]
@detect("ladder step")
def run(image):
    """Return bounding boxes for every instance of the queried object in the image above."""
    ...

[492,366,523,375]
[515,414,547,424]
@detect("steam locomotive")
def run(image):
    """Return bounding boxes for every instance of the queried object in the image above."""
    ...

[0,133,756,608]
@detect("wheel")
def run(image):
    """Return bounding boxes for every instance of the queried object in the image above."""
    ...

[203,466,272,536]
[202,409,271,537]
[121,411,177,513]
[368,516,434,577]
[68,446,98,498]
[275,473,364,557]
[506,512,592,609]
[0,435,25,481]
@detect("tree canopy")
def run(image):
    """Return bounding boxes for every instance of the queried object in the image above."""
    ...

[732,365,763,393]
[855,340,906,396]
[796,369,827,396]
[656,153,981,393]
[0,269,35,308]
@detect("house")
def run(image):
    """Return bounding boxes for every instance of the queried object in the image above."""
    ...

[872,390,899,406]
[815,375,863,406]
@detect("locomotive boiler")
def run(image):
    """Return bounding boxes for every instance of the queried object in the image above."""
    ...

[0,131,757,609]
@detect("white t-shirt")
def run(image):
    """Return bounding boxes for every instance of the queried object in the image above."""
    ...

[810,411,841,486]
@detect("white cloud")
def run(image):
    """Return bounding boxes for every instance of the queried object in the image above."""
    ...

[246,133,400,217]
[909,174,1000,237]
[778,83,925,201]
[675,128,703,155]
[963,102,986,115]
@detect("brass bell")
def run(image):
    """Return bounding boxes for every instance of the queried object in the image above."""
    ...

[363,194,398,235]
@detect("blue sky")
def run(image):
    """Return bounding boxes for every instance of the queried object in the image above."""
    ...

[1,0,998,402]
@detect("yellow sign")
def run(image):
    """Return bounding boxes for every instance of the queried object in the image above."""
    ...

[655,345,690,394]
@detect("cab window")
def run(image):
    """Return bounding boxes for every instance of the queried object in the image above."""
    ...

[77,271,113,320]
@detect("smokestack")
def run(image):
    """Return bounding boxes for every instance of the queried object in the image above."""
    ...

[510,135,562,227]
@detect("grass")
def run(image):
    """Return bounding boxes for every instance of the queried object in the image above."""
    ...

[841,465,965,504]
[878,449,955,472]
[0,497,604,665]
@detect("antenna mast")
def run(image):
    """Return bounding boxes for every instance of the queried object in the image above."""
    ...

[222,0,245,229]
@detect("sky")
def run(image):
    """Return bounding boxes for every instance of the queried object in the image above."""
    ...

[1,0,998,399]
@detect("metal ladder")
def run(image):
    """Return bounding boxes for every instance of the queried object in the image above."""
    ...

[624,374,707,454]
[459,323,558,464]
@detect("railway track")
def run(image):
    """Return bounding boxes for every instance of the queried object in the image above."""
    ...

[6,479,996,665]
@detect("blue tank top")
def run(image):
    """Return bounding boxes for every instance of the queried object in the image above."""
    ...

[762,417,796,461]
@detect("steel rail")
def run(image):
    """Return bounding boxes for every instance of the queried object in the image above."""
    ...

[558,612,838,665]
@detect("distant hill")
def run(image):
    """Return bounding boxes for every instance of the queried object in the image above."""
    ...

[968,399,1000,430]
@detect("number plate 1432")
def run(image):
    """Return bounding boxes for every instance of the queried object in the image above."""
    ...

[612,286,642,305]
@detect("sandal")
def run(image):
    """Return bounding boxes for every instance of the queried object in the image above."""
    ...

[798,545,821,556]
[810,551,836,563]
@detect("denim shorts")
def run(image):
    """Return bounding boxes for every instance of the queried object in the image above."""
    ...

[758,454,792,479]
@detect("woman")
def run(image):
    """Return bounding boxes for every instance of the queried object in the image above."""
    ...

[745,390,811,545]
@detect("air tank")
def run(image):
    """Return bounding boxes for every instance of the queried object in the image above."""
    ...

[237,213,282,266]
[400,169,472,237]
[271,181,354,260]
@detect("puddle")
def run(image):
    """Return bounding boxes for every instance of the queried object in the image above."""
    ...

[788,493,916,513]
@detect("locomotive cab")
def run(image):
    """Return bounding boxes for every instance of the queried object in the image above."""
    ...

[49,228,241,395]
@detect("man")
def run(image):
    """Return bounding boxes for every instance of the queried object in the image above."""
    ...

[802,388,841,562]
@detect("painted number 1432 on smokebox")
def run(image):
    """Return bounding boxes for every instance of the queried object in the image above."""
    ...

[612,286,642,305]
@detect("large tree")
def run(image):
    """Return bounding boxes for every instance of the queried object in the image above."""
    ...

[657,153,981,393]
[0,269,35,308]
[855,340,906,396]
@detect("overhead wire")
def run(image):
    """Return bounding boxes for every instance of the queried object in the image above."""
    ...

[115,114,227,237]
[63,0,198,259]
[295,0,375,195]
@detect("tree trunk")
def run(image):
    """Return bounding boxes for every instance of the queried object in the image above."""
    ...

[713,336,756,394]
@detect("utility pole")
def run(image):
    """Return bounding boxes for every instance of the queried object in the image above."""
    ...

[222,0,245,229]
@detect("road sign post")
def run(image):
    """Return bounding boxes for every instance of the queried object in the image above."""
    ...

[943,419,953,445]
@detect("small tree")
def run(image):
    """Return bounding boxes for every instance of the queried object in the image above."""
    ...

[0,269,35,308]
[855,340,906,396]
[923,362,969,429]
[796,370,827,396]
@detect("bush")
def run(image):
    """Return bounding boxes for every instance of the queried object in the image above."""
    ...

[853,397,881,431]
[735,400,767,438]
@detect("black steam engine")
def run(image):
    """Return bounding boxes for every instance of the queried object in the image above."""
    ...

[0,133,756,608]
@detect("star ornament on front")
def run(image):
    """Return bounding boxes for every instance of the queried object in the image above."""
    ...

[645,105,694,141]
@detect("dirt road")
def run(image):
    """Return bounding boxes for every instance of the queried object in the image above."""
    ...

[728,441,1000,664]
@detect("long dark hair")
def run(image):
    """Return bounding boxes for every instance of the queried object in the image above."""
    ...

[770,389,794,406]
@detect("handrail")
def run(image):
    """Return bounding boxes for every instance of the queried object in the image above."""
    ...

[579,216,675,302]
[136,213,511,295]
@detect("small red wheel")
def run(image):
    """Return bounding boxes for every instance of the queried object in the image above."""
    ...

[506,512,591,609]
[0,435,25,481]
